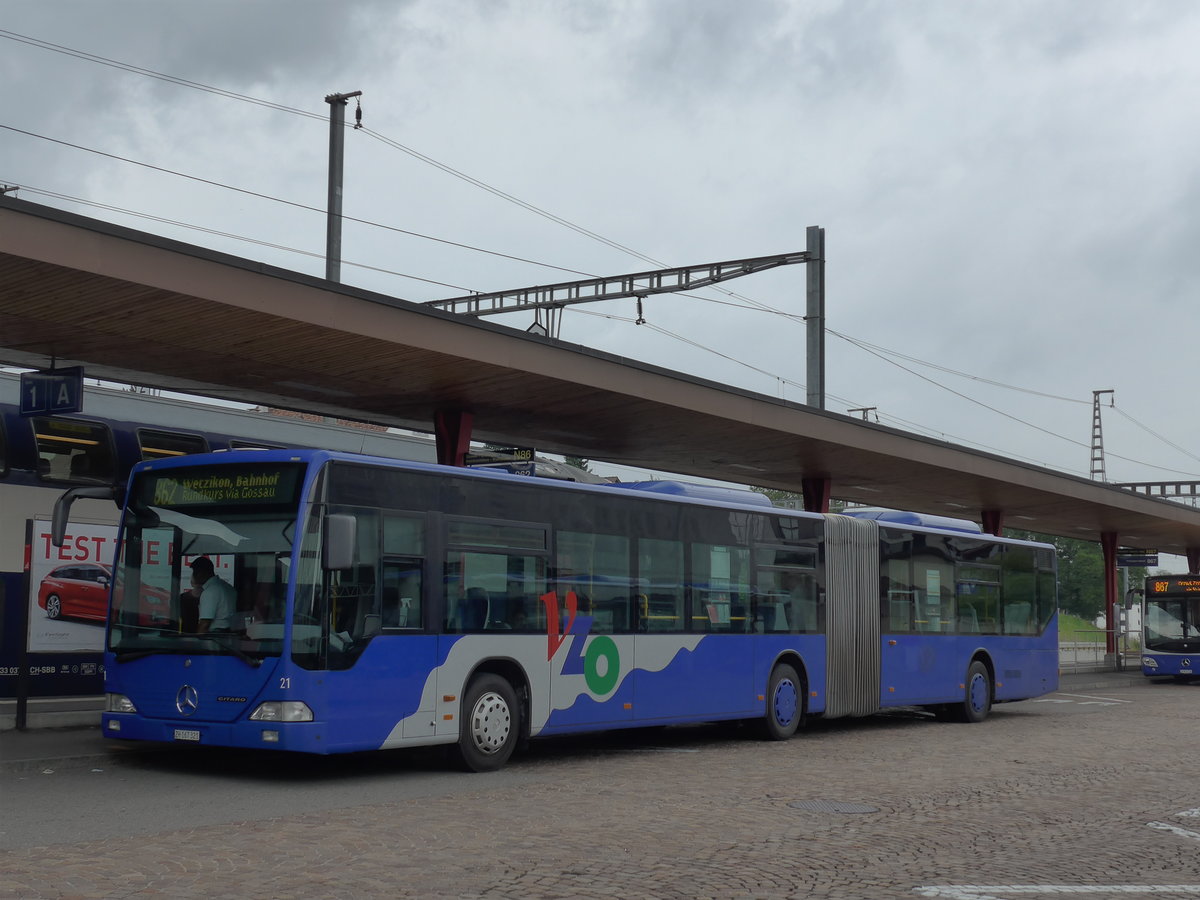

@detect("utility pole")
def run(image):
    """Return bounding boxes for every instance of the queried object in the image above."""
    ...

[805,225,826,410]
[324,90,362,283]
[1090,389,1113,481]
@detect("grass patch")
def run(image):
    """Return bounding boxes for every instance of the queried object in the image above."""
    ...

[1058,612,1106,643]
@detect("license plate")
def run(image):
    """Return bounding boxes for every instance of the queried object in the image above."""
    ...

[1182,669,1192,675]
[173,728,201,742]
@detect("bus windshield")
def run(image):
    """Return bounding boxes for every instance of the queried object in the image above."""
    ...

[108,462,306,663]
[1145,596,1200,651]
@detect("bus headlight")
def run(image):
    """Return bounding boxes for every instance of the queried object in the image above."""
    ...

[1142,656,1158,669]
[249,701,314,722]
[106,693,138,713]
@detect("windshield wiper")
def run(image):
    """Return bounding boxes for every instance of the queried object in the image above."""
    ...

[114,648,162,662]
[113,633,262,667]
[198,633,263,667]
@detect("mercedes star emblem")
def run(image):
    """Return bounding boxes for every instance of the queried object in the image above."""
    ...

[176,684,199,717]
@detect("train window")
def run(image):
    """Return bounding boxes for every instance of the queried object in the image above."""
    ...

[33,417,115,484]
[137,429,210,461]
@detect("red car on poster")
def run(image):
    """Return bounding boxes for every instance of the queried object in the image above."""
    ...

[38,563,112,622]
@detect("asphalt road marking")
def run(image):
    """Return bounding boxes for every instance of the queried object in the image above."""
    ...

[913,886,1200,898]
[1031,692,1132,706]
[1145,808,1200,842]
[1148,821,1200,841]
[918,812,1200,897]
[1051,692,1133,703]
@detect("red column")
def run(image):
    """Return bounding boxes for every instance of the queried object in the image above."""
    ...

[1101,531,1119,656]
[802,477,831,514]
[981,509,1004,536]
[1189,548,1200,575]
[434,409,473,467]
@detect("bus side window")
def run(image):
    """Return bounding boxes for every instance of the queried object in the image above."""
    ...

[382,559,422,629]
[332,565,377,637]
[637,538,683,632]
[383,514,424,630]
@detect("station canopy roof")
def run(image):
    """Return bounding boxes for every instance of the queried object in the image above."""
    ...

[3,195,1200,556]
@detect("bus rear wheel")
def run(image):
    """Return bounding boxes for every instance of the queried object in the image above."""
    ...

[453,673,519,772]
[761,663,804,740]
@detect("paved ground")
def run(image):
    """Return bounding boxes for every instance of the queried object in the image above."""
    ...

[2,671,1197,900]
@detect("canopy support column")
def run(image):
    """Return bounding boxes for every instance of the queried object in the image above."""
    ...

[981,509,1004,536]
[434,409,473,467]
[1101,531,1119,656]
[802,477,831,514]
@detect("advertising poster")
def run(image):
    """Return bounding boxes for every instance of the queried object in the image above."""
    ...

[25,519,236,654]
[26,519,119,653]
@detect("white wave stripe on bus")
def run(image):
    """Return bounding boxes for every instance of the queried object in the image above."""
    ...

[914,886,1200,898]
[381,633,704,747]
[546,633,702,716]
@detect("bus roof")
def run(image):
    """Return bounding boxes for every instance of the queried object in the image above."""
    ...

[606,480,774,508]
[841,507,982,534]
[132,449,1054,547]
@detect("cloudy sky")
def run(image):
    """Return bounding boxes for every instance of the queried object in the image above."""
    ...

[4,1,1200,498]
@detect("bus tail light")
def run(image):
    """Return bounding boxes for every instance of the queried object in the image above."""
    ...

[249,701,314,722]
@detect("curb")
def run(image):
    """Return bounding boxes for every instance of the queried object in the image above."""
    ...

[0,710,102,732]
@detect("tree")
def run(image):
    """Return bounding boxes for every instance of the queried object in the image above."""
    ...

[564,456,591,472]
[1007,530,1146,619]
[749,486,844,512]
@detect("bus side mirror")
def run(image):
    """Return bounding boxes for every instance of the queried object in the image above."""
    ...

[51,485,123,548]
[322,514,357,571]
[1124,588,1143,610]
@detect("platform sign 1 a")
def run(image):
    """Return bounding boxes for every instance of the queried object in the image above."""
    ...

[19,367,84,416]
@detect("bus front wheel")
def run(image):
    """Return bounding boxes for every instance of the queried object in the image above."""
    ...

[453,673,520,772]
[958,660,992,723]
[761,663,804,740]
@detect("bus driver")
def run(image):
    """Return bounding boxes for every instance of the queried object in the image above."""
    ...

[187,556,236,633]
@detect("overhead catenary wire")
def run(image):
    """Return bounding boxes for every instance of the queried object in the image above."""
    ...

[1110,404,1200,467]
[827,329,1090,405]
[0,27,789,315]
[6,28,1200,482]
[4,183,481,293]
[10,122,1193,480]
[0,124,596,281]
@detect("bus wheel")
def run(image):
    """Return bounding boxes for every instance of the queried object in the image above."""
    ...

[453,674,519,772]
[45,595,62,619]
[958,660,992,723]
[762,663,803,740]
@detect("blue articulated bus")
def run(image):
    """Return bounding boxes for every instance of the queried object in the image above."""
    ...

[1141,575,1200,680]
[65,449,1059,771]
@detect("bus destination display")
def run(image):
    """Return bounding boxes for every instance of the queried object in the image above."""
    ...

[142,465,302,508]
[1150,578,1200,594]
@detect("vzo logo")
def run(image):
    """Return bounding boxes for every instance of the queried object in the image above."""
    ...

[540,589,620,696]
